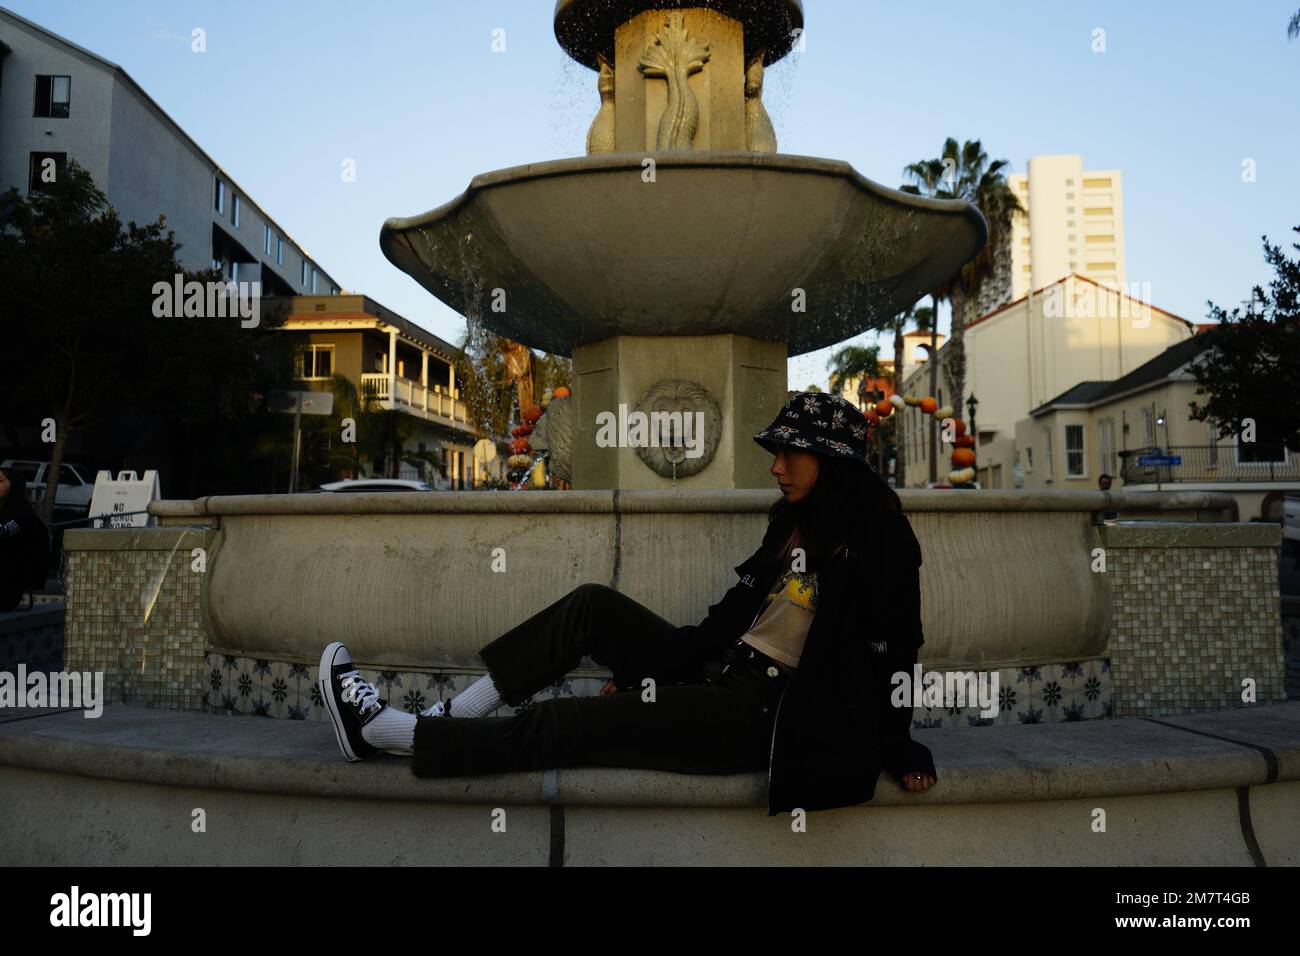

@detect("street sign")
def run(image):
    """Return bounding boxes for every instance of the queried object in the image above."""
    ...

[1138,455,1181,467]
[267,390,334,416]
[268,390,336,492]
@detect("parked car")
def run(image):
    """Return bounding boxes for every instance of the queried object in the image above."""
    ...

[0,459,95,511]
[317,479,436,493]
[1284,493,1300,561]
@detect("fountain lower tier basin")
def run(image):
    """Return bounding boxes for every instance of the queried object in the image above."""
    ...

[380,152,987,357]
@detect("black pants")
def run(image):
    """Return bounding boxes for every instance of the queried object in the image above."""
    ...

[411,583,788,777]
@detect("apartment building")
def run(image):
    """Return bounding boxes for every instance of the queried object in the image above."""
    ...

[0,6,338,293]
[1016,335,1298,521]
[1004,154,1127,305]
[276,295,504,489]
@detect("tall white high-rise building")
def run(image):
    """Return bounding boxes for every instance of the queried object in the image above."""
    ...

[1005,154,1126,301]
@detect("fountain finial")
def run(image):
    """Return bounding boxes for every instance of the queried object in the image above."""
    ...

[554,0,804,72]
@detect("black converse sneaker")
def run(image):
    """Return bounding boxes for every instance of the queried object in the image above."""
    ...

[319,642,385,761]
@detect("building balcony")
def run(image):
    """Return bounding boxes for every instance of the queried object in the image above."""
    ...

[1120,444,1299,485]
[359,373,473,433]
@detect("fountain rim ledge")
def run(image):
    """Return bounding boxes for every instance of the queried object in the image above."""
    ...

[143,488,1240,519]
[379,150,984,239]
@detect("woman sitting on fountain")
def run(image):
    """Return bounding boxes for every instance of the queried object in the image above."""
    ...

[319,391,937,816]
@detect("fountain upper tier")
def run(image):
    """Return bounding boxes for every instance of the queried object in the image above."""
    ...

[380,152,986,358]
[555,0,804,70]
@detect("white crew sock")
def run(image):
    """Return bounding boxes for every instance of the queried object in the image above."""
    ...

[359,704,416,755]
[447,672,504,718]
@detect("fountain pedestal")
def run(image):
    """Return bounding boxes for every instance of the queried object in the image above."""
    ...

[572,332,786,489]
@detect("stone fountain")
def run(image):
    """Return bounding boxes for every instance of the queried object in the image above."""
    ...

[381,0,987,489]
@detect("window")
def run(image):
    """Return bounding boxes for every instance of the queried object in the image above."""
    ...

[311,269,318,293]
[263,225,272,256]
[1099,418,1116,476]
[27,152,67,193]
[1026,446,1034,473]
[302,260,310,287]
[330,285,339,296]
[1065,178,1074,186]
[1067,206,1075,214]
[34,75,71,118]
[1083,177,1112,188]
[1141,408,1154,447]
[231,194,241,228]
[1044,428,1053,480]
[296,345,334,380]
[276,237,284,266]
[1206,421,1218,467]
[1065,192,1074,200]
[214,178,225,214]
[1066,424,1085,477]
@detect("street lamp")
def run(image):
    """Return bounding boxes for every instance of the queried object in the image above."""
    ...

[966,394,979,441]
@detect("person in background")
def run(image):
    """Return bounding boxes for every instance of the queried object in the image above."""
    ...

[0,467,52,612]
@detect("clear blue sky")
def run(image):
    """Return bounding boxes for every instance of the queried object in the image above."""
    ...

[11,0,1300,390]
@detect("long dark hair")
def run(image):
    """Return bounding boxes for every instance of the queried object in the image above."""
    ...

[764,454,902,573]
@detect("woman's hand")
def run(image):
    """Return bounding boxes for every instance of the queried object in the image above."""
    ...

[600,679,619,696]
[901,772,935,793]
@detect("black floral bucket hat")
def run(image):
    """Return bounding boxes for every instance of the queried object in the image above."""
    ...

[753,391,875,469]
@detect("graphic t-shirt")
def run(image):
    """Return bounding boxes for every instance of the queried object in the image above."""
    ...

[739,567,818,674]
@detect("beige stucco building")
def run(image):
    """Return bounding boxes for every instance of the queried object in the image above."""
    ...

[1006,155,1126,302]
[899,274,1193,489]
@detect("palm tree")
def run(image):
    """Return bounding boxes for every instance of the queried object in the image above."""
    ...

[827,344,880,407]
[901,143,962,482]
[1289,9,1300,39]
[946,141,1024,413]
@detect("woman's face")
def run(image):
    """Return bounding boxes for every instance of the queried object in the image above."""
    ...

[770,447,819,502]
[0,471,10,503]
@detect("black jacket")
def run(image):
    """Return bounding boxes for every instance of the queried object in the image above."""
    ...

[0,471,50,611]
[673,508,937,816]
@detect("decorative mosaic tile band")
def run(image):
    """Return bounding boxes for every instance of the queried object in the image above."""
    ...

[199,652,1113,729]
[199,653,606,721]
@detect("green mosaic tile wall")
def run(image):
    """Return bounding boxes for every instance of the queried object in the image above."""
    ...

[64,538,211,711]
[1107,546,1286,715]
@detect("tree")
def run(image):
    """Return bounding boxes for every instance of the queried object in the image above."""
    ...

[454,326,571,449]
[0,160,296,520]
[827,345,880,403]
[902,138,1021,479]
[942,140,1023,414]
[901,150,960,483]
[1289,8,1300,39]
[1187,226,1300,454]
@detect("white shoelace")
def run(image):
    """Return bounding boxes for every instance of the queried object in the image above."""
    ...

[339,670,382,716]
